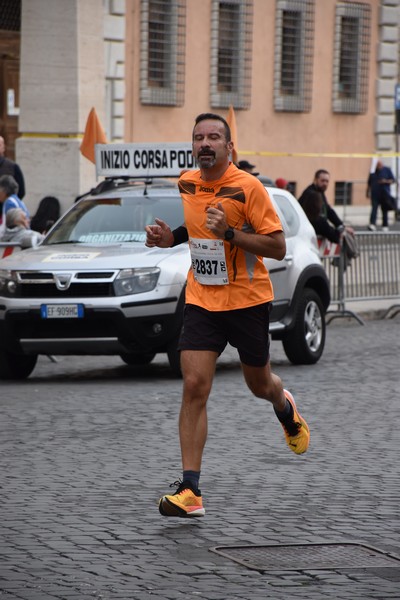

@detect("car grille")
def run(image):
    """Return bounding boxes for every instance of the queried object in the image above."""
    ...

[18,283,114,298]
[15,271,116,298]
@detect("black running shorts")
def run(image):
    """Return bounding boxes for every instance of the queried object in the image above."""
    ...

[178,303,271,367]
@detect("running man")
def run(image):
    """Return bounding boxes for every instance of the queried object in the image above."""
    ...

[145,113,310,518]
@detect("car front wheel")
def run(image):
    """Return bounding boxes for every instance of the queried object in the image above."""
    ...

[0,350,38,380]
[282,288,326,365]
[120,352,155,366]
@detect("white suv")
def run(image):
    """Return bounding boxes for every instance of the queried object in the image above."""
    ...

[0,177,330,379]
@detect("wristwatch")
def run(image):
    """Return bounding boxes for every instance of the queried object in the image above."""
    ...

[224,227,235,241]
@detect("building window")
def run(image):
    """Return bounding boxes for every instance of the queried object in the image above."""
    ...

[274,0,314,112]
[332,3,370,114]
[335,181,353,206]
[0,0,21,31]
[140,0,186,106]
[210,0,253,110]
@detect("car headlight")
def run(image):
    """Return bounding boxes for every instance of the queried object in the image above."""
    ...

[0,270,18,296]
[113,267,160,296]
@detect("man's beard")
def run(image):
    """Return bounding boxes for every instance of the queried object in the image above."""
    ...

[197,152,216,168]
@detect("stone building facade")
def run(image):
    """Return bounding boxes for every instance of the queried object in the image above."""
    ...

[0,0,399,215]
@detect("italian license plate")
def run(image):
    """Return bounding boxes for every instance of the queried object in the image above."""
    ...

[41,304,84,319]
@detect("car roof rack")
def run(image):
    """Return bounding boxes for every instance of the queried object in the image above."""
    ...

[75,176,177,203]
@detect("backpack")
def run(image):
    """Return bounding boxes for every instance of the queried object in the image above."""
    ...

[342,230,359,260]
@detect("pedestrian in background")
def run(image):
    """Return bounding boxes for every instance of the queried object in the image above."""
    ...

[0,174,30,235]
[275,177,290,190]
[366,160,395,231]
[30,196,61,234]
[298,169,354,236]
[0,208,44,248]
[237,159,259,177]
[302,190,342,244]
[145,112,310,519]
[0,136,26,200]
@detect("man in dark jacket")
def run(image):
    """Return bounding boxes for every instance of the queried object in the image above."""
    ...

[298,168,353,235]
[0,136,26,200]
[366,160,395,231]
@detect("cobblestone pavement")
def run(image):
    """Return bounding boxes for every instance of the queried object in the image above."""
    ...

[1,316,399,599]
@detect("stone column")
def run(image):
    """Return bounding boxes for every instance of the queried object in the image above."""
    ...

[376,0,400,151]
[16,0,105,215]
[376,0,400,206]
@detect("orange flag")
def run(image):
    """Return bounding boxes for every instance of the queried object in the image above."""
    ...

[226,105,238,164]
[80,107,108,164]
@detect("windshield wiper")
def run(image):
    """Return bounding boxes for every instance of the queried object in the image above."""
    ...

[46,240,82,245]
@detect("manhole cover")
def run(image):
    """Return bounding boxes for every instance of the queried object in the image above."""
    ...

[210,543,400,571]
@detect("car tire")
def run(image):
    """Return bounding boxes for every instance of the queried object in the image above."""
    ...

[120,352,155,366]
[0,350,38,380]
[282,288,326,365]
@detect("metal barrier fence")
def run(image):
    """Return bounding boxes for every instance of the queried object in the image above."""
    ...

[319,231,400,324]
[2,235,399,323]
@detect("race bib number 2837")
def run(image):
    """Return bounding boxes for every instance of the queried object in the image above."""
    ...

[189,238,229,285]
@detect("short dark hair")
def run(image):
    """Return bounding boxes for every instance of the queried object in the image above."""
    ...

[193,113,231,142]
[315,169,329,179]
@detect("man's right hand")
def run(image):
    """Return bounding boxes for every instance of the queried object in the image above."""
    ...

[145,218,174,248]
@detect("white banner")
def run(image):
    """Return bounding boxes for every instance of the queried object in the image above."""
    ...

[95,143,196,178]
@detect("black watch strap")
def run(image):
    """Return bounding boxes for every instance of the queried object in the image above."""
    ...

[224,227,235,241]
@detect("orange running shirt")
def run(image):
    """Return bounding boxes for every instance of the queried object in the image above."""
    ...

[178,163,283,311]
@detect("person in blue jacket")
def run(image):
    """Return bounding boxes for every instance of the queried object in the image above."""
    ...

[0,174,30,234]
[366,161,395,231]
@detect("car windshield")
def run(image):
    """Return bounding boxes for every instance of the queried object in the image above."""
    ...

[44,194,184,245]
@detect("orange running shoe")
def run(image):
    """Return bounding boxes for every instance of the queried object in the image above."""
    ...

[280,389,310,454]
[159,480,205,518]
